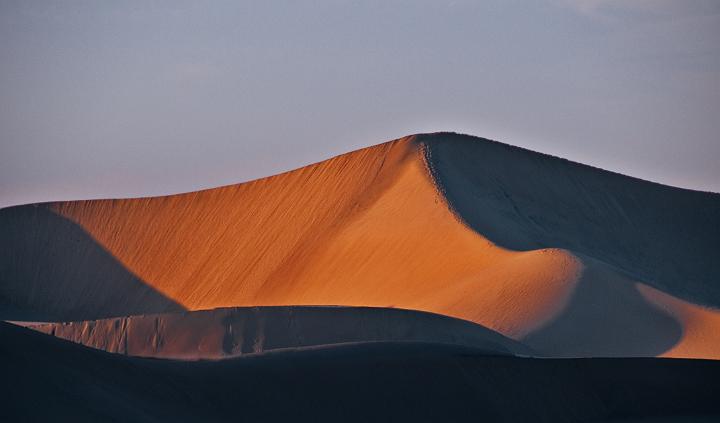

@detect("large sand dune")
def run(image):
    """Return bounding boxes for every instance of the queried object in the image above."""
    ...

[26,306,531,359]
[2,133,718,358]
[2,321,720,422]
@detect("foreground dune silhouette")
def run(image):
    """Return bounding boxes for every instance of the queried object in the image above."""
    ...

[2,133,719,358]
[2,321,720,422]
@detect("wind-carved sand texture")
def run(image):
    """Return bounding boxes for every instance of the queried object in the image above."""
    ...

[2,133,719,358]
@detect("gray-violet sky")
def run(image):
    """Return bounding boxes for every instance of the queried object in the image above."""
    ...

[2,0,719,207]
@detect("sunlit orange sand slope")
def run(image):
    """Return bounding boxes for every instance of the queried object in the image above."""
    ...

[2,133,719,358]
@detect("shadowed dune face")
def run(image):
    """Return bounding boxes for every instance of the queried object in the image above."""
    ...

[27,306,532,359]
[2,133,719,358]
[0,205,183,320]
[424,133,720,307]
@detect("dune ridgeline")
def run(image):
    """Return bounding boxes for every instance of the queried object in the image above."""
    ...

[2,133,719,360]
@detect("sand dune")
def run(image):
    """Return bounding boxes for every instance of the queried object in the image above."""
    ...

[26,306,531,359]
[2,133,718,358]
[2,321,720,422]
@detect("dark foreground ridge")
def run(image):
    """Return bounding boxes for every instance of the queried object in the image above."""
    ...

[2,321,719,423]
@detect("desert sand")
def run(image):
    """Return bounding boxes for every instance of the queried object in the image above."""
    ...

[2,133,719,359]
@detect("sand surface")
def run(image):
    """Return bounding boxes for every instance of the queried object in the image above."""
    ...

[2,133,718,358]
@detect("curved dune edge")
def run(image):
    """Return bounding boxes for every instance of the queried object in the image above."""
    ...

[520,255,720,359]
[639,285,720,360]
[24,306,532,359]
[3,133,719,359]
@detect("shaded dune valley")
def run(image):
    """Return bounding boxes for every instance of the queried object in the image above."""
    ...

[2,132,720,421]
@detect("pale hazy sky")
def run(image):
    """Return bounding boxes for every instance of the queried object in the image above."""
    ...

[1,0,719,207]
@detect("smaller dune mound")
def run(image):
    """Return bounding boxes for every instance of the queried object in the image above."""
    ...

[26,306,532,359]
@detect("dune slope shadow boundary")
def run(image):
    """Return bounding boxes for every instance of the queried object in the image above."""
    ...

[0,205,184,321]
